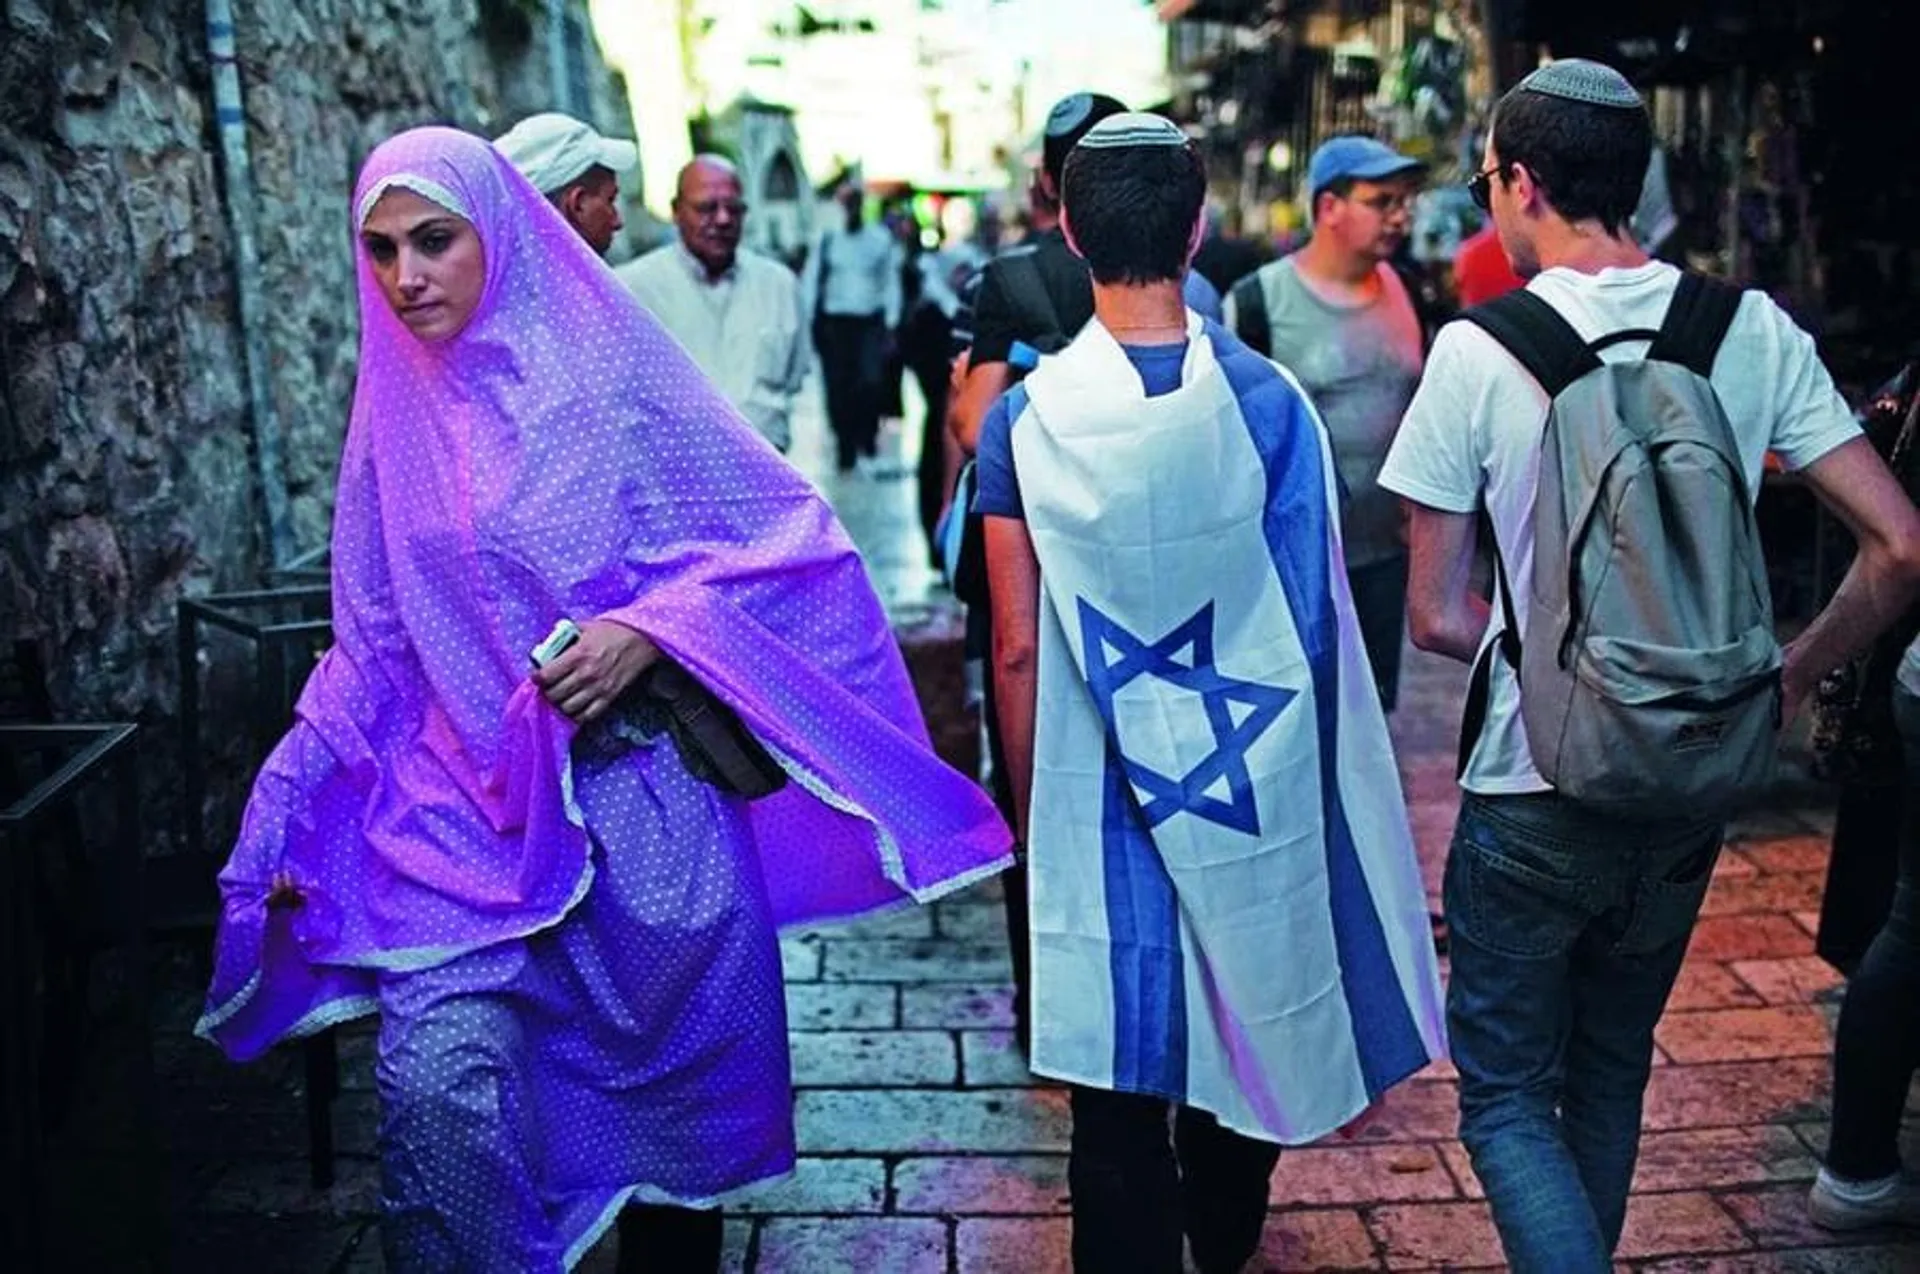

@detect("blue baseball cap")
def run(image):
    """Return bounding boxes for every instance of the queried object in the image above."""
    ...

[1307,135,1425,204]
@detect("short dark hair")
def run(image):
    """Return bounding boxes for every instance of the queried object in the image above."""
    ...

[1490,87,1651,236]
[1060,143,1206,285]
[1310,175,1356,220]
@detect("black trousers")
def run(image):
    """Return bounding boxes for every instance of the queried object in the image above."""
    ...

[1825,687,1920,1182]
[616,1203,721,1274]
[911,351,951,566]
[814,313,887,469]
[1068,1086,1281,1274]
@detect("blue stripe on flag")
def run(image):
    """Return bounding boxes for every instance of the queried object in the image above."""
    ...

[1211,320,1428,1097]
[1100,750,1187,1096]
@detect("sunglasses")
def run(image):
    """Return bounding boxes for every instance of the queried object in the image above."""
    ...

[1467,164,1508,212]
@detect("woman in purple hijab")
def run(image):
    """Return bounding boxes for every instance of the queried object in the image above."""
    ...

[194,127,1011,1271]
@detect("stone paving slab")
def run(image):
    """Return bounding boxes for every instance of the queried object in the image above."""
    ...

[1641,1057,1835,1131]
[1266,1143,1461,1206]
[1368,1199,1507,1268]
[1616,1191,1755,1261]
[900,981,1019,1030]
[820,936,1014,982]
[935,898,1014,942]
[733,1159,888,1216]
[955,1216,1074,1273]
[794,1029,959,1087]
[784,982,899,1032]
[1667,960,1770,1011]
[795,1088,1072,1154]
[1728,956,1847,1006]
[1655,1005,1836,1064]
[1627,1126,1820,1194]
[756,1217,949,1274]
[892,1155,1071,1215]
[959,1028,1040,1087]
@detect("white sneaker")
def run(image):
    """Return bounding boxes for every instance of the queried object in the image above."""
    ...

[1807,1170,1920,1231]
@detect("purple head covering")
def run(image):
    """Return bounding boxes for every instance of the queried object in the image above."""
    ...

[199,128,1010,1059]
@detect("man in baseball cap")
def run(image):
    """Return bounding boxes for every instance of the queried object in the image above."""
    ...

[1225,131,1429,717]
[493,111,638,257]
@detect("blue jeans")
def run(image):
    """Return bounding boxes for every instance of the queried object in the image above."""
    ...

[1445,791,1722,1274]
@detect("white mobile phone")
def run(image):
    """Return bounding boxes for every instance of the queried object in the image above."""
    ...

[529,618,582,669]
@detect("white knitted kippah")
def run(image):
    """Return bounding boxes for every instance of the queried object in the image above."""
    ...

[1074,112,1189,151]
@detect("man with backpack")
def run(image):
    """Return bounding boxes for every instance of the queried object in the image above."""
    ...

[1379,59,1920,1273]
[946,90,1130,1051]
[1225,136,1429,710]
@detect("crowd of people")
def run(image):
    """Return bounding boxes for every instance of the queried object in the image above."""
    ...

[187,55,1920,1274]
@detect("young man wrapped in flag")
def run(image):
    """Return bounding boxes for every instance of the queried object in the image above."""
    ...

[975,113,1447,1274]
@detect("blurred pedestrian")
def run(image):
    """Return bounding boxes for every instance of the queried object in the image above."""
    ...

[1226,136,1428,712]
[195,127,1011,1274]
[618,155,807,452]
[901,222,985,562]
[802,182,903,471]
[1453,221,1525,307]
[1812,630,1920,1230]
[1808,368,1920,1231]
[493,111,634,258]
[979,112,1445,1274]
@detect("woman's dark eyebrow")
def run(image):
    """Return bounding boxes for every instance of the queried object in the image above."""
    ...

[404,217,459,239]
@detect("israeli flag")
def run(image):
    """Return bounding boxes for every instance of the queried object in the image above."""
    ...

[1012,314,1446,1143]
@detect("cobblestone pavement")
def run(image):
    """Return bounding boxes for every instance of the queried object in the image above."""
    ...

[111,380,1920,1271]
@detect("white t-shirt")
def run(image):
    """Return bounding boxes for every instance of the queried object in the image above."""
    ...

[1378,261,1859,794]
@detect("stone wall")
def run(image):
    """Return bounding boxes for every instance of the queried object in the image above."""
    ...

[0,0,629,832]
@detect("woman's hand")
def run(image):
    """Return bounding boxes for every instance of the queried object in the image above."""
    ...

[533,619,662,724]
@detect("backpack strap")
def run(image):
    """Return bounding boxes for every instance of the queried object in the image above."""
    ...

[1229,273,1271,357]
[995,250,1067,355]
[1456,290,1602,398]
[1450,290,1597,779]
[1647,272,1743,378]
[1455,521,1525,780]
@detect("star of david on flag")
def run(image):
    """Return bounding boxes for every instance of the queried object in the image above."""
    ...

[1076,599,1296,835]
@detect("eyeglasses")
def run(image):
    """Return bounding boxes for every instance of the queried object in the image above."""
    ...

[1350,191,1414,216]
[1467,164,1507,212]
[686,198,748,220]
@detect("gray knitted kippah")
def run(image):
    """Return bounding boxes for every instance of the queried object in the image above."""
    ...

[1516,58,1643,109]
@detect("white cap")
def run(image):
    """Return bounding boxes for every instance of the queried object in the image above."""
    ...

[493,112,638,195]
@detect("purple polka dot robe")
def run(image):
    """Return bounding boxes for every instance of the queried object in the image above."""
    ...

[195,128,1012,1263]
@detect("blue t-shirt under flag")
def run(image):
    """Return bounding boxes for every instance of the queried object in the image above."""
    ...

[974,342,1189,521]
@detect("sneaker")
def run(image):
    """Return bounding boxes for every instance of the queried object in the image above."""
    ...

[1807,1170,1920,1231]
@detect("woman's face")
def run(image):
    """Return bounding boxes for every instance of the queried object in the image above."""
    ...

[359,188,486,342]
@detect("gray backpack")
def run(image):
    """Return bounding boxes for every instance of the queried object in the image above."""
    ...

[1458,274,1782,818]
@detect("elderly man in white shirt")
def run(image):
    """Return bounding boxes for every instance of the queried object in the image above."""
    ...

[618,155,808,452]
[801,183,904,472]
